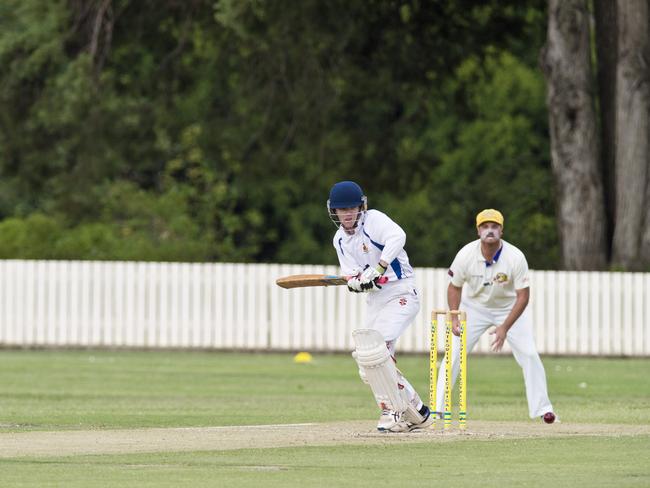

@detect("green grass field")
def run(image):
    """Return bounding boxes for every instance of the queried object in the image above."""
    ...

[0,349,649,487]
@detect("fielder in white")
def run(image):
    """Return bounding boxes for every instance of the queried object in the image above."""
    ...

[437,208,557,424]
[327,180,433,432]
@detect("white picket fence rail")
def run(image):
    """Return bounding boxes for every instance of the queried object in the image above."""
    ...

[0,260,648,356]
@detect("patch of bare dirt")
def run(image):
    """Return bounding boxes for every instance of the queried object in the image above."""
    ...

[0,420,648,458]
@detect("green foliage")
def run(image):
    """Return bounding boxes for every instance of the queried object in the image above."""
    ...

[382,50,557,268]
[0,213,62,259]
[0,0,556,267]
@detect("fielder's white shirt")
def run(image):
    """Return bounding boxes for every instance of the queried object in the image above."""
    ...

[332,209,414,283]
[448,239,529,309]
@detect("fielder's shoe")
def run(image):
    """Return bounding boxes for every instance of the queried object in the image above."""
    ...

[388,405,434,433]
[377,409,400,432]
[542,412,557,424]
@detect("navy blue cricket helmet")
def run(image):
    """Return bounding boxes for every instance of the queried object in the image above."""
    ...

[327,181,366,209]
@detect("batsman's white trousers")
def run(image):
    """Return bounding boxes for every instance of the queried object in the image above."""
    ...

[435,300,554,419]
[362,278,423,408]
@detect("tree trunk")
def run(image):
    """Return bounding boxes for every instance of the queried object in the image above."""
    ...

[541,0,607,270]
[593,0,617,258]
[643,167,650,266]
[612,0,650,270]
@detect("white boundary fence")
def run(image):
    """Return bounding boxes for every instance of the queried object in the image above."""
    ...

[0,260,648,356]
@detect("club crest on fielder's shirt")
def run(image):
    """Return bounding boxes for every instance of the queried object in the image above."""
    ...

[362,242,369,253]
[494,272,508,284]
[399,297,407,306]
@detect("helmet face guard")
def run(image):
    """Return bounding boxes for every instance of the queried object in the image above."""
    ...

[327,181,367,230]
[327,197,367,229]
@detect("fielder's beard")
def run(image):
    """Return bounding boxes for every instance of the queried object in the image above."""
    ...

[479,229,501,241]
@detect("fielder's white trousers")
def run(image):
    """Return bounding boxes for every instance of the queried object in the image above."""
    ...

[361,278,423,408]
[435,300,554,419]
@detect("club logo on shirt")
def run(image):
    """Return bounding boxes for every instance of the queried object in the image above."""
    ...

[494,272,509,284]
[448,269,454,277]
[362,243,370,253]
[399,297,407,306]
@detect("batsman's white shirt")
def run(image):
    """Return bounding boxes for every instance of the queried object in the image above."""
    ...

[438,238,554,419]
[332,210,418,342]
[333,209,414,283]
[333,209,423,408]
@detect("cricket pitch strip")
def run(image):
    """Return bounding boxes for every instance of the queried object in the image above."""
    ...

[0,420,648,458]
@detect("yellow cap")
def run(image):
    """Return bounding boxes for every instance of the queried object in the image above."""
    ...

[476,209,504,228]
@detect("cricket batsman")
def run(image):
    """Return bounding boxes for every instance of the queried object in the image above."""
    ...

[327,180,433,432]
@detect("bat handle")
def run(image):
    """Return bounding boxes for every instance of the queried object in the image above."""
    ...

[344,275,389,284]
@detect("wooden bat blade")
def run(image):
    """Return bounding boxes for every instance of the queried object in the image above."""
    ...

[275,274,349,289]
[275,274,389,289]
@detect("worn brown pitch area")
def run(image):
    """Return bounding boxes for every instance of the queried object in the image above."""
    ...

[0,420,648,458]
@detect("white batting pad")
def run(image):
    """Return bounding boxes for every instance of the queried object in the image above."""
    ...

[352,329,409,413]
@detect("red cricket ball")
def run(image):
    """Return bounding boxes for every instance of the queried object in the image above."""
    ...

[543,412,556,424]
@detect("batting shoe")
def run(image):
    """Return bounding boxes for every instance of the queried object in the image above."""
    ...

[388,405,434,433]
[377,409,400,432]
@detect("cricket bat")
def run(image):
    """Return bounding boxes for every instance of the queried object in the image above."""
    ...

[275,274,388,289]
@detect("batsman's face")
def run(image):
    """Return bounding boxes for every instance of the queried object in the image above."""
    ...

[478,222,502,243]
[335,207,361,229]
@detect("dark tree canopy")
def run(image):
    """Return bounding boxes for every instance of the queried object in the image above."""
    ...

[1,0,561,269]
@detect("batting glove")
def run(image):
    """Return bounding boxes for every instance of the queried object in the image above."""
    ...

[347,276,364,293]
[359,263,387,291]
